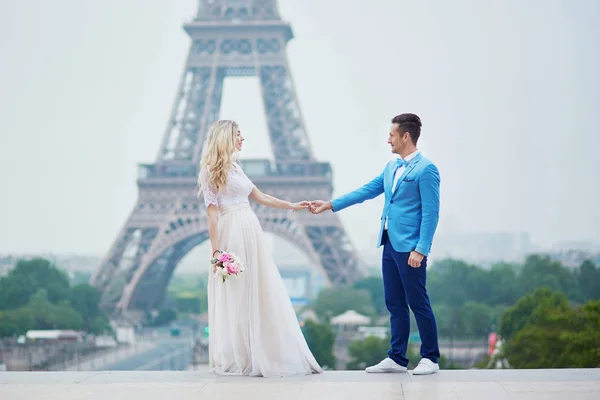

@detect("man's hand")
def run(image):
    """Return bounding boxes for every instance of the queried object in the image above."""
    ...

[408,250,425,268]
[309,200,333,214]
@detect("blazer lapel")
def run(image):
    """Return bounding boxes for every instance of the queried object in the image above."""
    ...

[392,153,422,195]
[386,162,396,195]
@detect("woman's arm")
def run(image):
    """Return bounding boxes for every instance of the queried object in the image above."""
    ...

[249,187,308,211]
[206,204,220,256]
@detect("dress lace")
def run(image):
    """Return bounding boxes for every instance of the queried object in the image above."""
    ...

[199,163,256,208]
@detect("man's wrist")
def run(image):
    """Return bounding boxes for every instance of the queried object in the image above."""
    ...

[327,201,333,211]
[414,247,428,257]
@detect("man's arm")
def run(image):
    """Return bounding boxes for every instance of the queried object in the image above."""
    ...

[310,171,385,214]
[414,164,440,256]
[331,171,385,212]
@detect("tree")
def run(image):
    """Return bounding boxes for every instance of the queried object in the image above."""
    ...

[0,258,70,310]
[312,286,375,321]
[0,309,33,337]
[504,297,600,368]
[301,319,336,369]
[520,255,580,301]
[0,289,84,336]
[172,290,208,315]
[0,258,114,337]
[486,263,522,306]
[69,284,111,334]
[576,260,600,302]
[432,304,455,338]
[461,302,492,338]
[352,277,386,316]
[499,287,569,340]
[428,259,490,306]
[346,335,389,370]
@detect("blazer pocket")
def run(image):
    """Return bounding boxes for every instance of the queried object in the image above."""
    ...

[395,216,420,227]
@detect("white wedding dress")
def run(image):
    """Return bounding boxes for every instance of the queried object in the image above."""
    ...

[199,162,322,377]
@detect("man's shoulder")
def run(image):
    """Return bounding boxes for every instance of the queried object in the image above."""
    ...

[415,155,440,178]
[417,154,437,168]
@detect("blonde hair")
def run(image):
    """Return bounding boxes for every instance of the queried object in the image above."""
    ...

[198,120,239,193]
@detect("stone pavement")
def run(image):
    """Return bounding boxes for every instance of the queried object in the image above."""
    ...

[1,368,599,399]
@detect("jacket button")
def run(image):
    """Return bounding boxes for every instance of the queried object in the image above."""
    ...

[390,200,394,204]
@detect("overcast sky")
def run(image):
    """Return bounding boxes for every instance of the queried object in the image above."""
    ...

[1,0,599,258]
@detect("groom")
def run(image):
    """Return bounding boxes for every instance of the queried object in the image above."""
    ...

[309,113,441,375]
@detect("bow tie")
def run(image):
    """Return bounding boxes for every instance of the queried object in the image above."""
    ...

[396,158,408,168]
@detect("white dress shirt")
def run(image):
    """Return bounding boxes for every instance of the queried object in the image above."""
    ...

[385,150,420,229]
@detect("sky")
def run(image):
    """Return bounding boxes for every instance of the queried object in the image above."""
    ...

[1,0,599,259]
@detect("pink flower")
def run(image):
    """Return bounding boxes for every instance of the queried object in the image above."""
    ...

[226,262,239,275]
[218,252,232,263]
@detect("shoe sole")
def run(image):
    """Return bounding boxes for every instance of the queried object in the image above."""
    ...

[412,369,439,375]
[365,368,408,373]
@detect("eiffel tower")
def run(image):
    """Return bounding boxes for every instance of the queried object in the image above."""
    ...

[90,0,366,315]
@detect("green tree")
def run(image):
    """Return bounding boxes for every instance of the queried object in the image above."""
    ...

[428,259,489,306]
[0,258,114,337]
[172,289,208,315]
[313,286,375,321]
[486,263,522,306]
[301,319,336,369]
[347,335,389,370]
[504,297,600,368]
[0,289,84,336]
[70,271,92,286]
[576,260,600,302]
[432,304,453,338]
[461,302,492,338]
[499,287,569,340]
[0,309,33,337]
[69,284,107,333]
[29,289,84,330]
[0,258,70,310]
[520,255,580,301]
[352,277,386,316]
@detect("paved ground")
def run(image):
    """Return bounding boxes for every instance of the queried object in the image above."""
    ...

[1,369,599,399]
[102,338,192,371]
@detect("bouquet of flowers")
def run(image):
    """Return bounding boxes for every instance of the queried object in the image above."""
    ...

[211,251,244,282]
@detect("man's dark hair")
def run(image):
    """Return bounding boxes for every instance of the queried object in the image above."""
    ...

[392,113,422,145]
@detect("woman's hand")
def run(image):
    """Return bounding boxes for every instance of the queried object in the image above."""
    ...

[291,201,311,212]
[211,249,221,273]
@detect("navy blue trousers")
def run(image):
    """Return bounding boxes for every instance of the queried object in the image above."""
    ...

[381,230,440,366]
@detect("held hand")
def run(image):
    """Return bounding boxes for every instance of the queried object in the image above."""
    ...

[309,200,332,214]
[408,250,425,268]
[291,201,311,212]
[211,249,221,273]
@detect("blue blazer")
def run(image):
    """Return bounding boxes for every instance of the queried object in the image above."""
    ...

[331,153,440,256]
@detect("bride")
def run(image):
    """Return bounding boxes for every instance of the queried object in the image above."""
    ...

[198,120,323,377]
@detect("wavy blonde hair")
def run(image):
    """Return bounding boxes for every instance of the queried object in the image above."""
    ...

[198,120,239,194]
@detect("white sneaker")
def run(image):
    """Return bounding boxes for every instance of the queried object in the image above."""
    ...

[412,358,440,375]
[365,357,408,373]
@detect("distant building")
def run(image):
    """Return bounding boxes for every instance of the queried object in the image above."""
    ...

[429,231,535,267]
[279,267,325,307]
[546,249,600,268]
[0,255,16,277]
